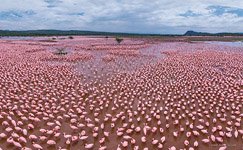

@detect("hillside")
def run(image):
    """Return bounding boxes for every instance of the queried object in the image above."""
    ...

[184,30,243,36]
[0,30,167,37]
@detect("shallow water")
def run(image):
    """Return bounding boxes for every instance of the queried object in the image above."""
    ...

[0,36,36,40]
[206,41,243,47]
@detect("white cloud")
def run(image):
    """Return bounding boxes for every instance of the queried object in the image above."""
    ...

[0,0,243,33]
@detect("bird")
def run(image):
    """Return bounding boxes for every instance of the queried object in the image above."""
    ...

[33,143,43,150]
[85,143,94,149]
[47,140,56,146]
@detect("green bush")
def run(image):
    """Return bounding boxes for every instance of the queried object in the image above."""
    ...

[54,48,68,55]
[115,37,123,44]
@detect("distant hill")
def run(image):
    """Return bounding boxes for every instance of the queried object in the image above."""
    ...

[184,30,243,36]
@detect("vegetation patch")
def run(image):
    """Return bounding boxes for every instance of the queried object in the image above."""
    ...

[54,48,68,55]
[115,37,124,44]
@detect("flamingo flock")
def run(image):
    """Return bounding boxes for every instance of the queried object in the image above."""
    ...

[0,37,242,150]
[43,52,93,63]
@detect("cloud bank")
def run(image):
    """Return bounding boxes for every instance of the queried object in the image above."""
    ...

[0,0,243,34]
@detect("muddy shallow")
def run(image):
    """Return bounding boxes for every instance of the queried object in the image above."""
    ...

[0,36,242,150]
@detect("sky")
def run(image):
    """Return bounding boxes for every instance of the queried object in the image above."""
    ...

[0,0,243,34]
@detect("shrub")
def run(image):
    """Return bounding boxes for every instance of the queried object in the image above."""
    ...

[115,37,123,44]
[54,48,68,55]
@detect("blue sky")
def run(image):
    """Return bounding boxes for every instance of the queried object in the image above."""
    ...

[0,0,243,34]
